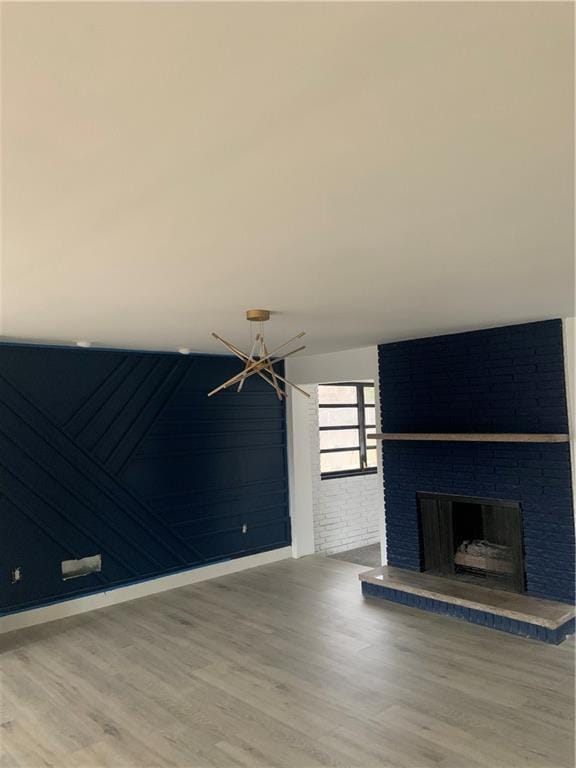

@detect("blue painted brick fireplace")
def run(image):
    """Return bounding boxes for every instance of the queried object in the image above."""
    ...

[378,320,575,605]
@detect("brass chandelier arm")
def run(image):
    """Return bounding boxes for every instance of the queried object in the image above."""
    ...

[237,335,260,394]
[258,368,287,399]
[261,338,283,400]
[207,343,306,397]
[211,334,287,398]
[208,311,309,399]
[258,363,285,400]
[209,333,310,398]
[233,336,287,399]
[259,362,311,399]
[210,331,305,384]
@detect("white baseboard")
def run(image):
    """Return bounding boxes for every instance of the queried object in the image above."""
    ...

[0,546,293,635]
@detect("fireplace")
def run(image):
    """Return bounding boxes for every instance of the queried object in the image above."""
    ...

[418,493,525,593]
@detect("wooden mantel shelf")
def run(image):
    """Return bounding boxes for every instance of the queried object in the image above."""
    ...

[368,433,570,443]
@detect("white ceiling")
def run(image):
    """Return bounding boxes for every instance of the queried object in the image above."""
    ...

[1,2,573,355]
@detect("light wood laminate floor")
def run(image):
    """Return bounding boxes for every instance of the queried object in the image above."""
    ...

[1,556,574,768]
[329,544,382,569]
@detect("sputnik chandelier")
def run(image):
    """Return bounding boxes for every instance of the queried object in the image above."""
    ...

[208,309,310,399]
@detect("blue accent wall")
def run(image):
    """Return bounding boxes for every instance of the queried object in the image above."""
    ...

[378,320,575,604]
[0,344,290,614]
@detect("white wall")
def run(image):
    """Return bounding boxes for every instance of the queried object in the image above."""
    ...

[286,347,386,562]
[287,346,380,386]
[306,386,381,554]
[286,383,316,557]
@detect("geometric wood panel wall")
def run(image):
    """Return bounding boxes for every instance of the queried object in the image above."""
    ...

[0,344,290,614]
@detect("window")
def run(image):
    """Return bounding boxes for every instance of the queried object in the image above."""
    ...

[318,383,378,479]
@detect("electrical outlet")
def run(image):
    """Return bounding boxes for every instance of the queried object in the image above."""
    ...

[242,524,248,534]
[11,566,22,584]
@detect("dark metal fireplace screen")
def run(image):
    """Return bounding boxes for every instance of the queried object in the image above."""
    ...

[418,493,525,593]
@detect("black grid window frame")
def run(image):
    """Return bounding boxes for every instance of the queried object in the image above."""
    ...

[319,382,378,480]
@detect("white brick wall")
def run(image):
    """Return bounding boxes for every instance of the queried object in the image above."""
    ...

[307,386,382,555]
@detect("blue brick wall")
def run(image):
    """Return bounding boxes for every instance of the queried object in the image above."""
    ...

[378,320,575,604]
[379,320,568,434]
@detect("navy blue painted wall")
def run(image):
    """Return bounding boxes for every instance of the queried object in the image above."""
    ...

[0,344,290,614]
[378,320,575,604]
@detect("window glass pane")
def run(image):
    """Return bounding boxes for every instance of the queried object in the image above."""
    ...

[318,385,358,405]
[363,386,375,405]
[366,448,378,468]
[320,429,359,450]
[319,407,358,427]
[364,406,376,426]
[321,450,360,474]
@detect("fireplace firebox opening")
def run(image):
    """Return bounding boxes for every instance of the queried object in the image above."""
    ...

[418,493,525,593]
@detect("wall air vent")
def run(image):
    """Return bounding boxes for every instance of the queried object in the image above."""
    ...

[61,554,101,580]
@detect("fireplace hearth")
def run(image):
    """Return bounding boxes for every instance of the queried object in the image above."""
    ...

[418,493,525,593]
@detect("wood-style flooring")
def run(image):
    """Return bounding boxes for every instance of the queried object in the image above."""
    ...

[329,544,382,568]
[1,555,574,768]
